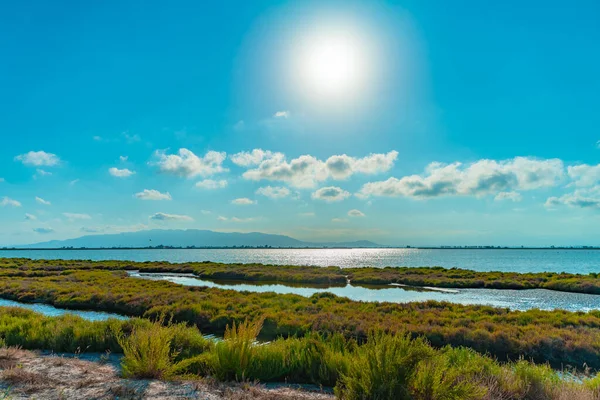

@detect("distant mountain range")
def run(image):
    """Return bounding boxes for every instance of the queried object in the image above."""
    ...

[15,229,382,249]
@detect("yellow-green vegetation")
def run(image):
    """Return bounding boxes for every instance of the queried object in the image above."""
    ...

[0,263,599,370]
[1,308,600,400]
[347,266,600,293]
[3,257,600,294]
[0,307,210,356]
[0,258,347,285]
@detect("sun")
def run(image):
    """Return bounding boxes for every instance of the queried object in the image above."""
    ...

[295,29,370,100]
[303,35,361,95]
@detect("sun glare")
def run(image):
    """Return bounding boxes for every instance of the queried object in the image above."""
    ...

[303,35,361,95]
[295,28,371,101]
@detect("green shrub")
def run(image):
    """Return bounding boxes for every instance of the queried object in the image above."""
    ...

[246,335,348,385]
[409,355,486,400]
[336,332,434,400]
[584,373,600,394]
[115,319,201,380]
[511,359,561,399]
[211,318,264,381]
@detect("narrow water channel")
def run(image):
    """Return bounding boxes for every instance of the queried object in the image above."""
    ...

[128,271,600,312]
[0,298,128,321]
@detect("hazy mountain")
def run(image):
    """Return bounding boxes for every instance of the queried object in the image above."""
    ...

[17,229,381,249]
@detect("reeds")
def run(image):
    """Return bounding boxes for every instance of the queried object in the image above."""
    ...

[3,309,600,399]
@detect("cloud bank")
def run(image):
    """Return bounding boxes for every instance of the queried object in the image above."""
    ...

[135,189,172,201]
[15,151,60,167]
[236,149,398,188]
[1,197,21,207]
[153,149,227,178]
[358,157,564,199]
[149,212,193,221]
[312,186,351,202]
[109,167,135,178]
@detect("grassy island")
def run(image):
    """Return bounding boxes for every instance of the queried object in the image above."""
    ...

[3,257,600,294]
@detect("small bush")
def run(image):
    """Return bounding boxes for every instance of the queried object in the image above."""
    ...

[211,318,264,381]
[336,332,435,400]
[410,355,486,400]
[115,319,200,380]
[511,359,561,399]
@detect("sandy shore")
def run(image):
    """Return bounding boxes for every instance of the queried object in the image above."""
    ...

[0,347,334,400]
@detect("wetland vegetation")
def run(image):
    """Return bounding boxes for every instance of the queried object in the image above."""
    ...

[4,257,600,294]
[1,259,600,369]
[3,258,600,398]
[2,307,600,399]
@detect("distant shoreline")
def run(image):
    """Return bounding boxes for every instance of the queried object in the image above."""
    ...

[1,246,599,251]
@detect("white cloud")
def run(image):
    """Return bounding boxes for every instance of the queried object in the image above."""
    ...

[545,187,600,210]
[135,189,172,201]
[231,149,276,167]
[69,179,80,186]
[243,153,328,188]
[273,110,290,118]
[567,164,600,187]
[15,151,60,167]
[149,212,193,221]
[195,179,228,189]
[63,212,92,221]
[312,186,351,202]
[255,186,291,199]
[152,148,227,178]
[1,197,21,207]
[326,151,398,179]
[35,169,52,177]
[77,223,148,235]
[494,191,522,202]
[231,198,256,205]
[109,167,135,178]
[216,216,259,222]
[25,213,37,221]
[358,157,564,199]
[120,155,129,162]
[35,197,51,205]
[231,217,259,222]
[33,227,54,234]
[240,150,398,188]
[332,218,348,223]
[348,209,365,217]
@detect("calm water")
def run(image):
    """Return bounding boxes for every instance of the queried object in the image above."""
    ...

[129,271,600,312]
[2,248,600,273]
[2,248,600,312]
[0,298,128,321]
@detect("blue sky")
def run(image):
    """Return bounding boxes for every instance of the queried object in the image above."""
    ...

[1,0,600,246]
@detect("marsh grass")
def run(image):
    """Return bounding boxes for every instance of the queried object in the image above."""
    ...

[3,309,600,400]
[336,332,434,400]
[6,257,600,294]
[4,260,600,370]
[115,316,210,380]
[212,318,264,381]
